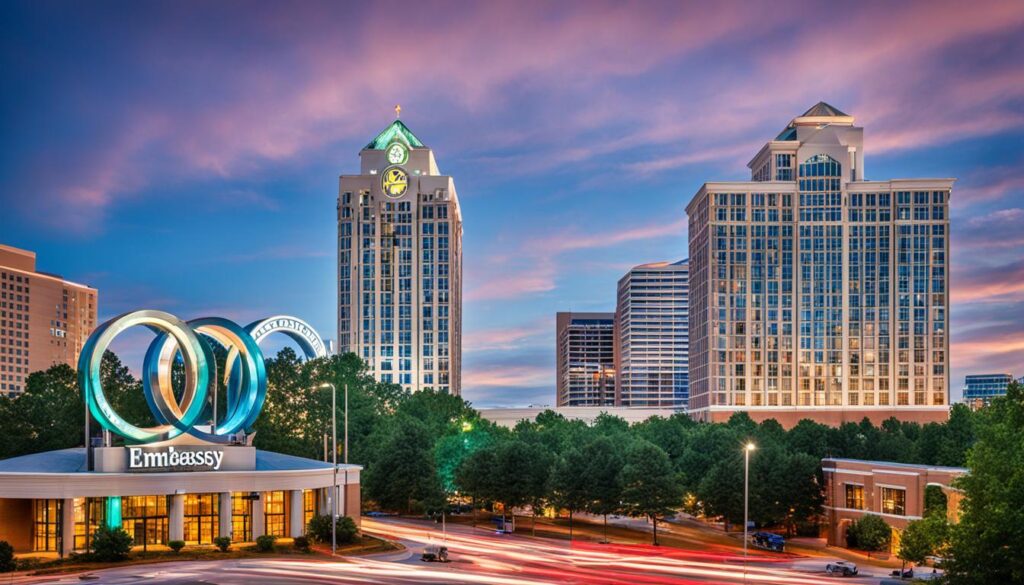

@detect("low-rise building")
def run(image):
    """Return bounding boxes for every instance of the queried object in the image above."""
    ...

[822,458,965,552]
[962,373,1013,410]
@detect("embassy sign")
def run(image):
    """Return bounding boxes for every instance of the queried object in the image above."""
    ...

[79,310,327,472]
[128,445,226,472]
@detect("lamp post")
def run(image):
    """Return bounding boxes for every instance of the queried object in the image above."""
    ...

[744,442,756,563]
[318,382,338,555]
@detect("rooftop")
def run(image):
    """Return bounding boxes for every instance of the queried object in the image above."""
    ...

[364,119,425,150]
[0,448,349,474]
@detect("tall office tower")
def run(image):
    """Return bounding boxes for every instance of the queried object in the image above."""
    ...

[555,312,616,407]
[686,103,952,427]
[614,260,689,409]
[962,373,1013,410]
[0,245,98,396]
[337,113,463,394]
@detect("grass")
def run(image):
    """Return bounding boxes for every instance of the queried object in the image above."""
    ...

[15,535,398,577]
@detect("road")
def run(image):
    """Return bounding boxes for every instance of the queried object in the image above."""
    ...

[26,517,900,584]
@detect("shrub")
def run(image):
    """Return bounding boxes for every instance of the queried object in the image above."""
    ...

[255,535,276,552]
[306,514,358,545]
[91,526,133,562]
[0,541,15,573]
[168,540,185,553]
[293,535,311,552]
[213,536,231,552]
[846,514,892,552]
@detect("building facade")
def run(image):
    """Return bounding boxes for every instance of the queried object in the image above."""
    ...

[0,245,97,396]
[962,373,1013,409]
[614,260,689,409]
[555,312,615,406]
[822,458,965,551]
[686,103,952,426]
[337,116,463,394]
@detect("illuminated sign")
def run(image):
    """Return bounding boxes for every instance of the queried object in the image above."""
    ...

[128,445,225,472]
[79,310,327,446]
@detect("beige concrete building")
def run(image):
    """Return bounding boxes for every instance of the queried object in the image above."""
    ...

[614,260,689,409]
[337,115,463,394]
[686,103,952,427]
[822,458,965,551]
[0,245,97,396]
[556,312,616,407]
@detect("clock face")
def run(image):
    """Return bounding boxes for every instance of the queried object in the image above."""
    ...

[382,166,409,198]
[386,142,408,165]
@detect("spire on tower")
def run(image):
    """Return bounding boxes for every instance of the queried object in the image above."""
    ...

[395,104,401,118]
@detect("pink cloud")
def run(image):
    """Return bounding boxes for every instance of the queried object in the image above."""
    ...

[463,320,550,353]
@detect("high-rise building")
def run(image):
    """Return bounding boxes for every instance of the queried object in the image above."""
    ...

[555,312,615,407]
[337,113,463,394]
[686,102,952,427]
[962,373,1013,409]
[0,244,98,396]
[614,260,689,409]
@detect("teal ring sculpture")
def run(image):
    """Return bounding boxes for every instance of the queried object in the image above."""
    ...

[79,310,326,444]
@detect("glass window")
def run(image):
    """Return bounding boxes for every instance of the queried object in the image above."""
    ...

[265,491,287,537]
[34,499,63,552]
[303,490,318,531]
[73,497,106,551]
[844,484,864,510]
[121,495,169,547]
[880,487,906,516]
[184,493,219,545]
[232,493,253,542]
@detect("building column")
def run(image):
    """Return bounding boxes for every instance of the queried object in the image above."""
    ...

[218,492,232,539]
[60,498,75,556]
[251,493,265,540]
[169,494,185,542]
[289,490,304,538]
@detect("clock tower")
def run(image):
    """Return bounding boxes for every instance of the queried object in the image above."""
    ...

[336,114,463,395]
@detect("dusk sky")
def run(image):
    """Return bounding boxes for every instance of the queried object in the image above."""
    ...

[2,1,1023,407]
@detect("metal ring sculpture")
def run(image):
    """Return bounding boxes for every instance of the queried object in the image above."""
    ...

[79,310,326,444]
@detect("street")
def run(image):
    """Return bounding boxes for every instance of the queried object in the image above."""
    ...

[24,517,905,584]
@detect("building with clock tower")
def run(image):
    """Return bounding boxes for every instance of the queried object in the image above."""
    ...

[337,112,463,395]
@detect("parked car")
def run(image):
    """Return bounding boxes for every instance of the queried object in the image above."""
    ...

[891,567,914,579]
[421,545,449,562]
[825,561,858,576]
[364,510,391,517]
[750,531,785,552]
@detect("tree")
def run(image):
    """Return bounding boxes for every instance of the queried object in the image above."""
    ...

[581,435,625,542]
[619,439,682,545]
[548,447,590,540]
[91,525,133,561]
[945,383,1024,584]
[362,417,443,513]
[845,514,891,552]
[897,519,933,572]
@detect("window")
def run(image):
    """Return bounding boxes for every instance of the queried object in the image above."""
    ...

[184,493,219,545]
[122,495,169,547]
[232,493,253,542]
[73,497,105,551]
[844,484,865,510]
[34,499,63,552]
[265,491,287,537]
[303,490,318,529]
[880,487,906,516]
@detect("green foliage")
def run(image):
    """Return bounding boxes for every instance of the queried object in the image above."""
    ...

[363,417,443,512]
[0,540,15,573]
[306,515,357,544]
[213,536,231,552]
[620,439,682,544]
[91,525,133,561]
[945,382,1024,584]
[167,539,185,553]
[845,514,891,552]
[924,484,948,518]
[581,436,624,517]
[897,519,933,565]
[255,535,276,552]
[293,535,310,552]
[548,446,590,515]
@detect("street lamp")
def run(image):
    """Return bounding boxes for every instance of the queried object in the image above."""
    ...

[318,382,344,555]
[744,442,756,563]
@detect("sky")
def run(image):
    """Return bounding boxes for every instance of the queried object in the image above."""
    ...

[2,0,1023,408]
